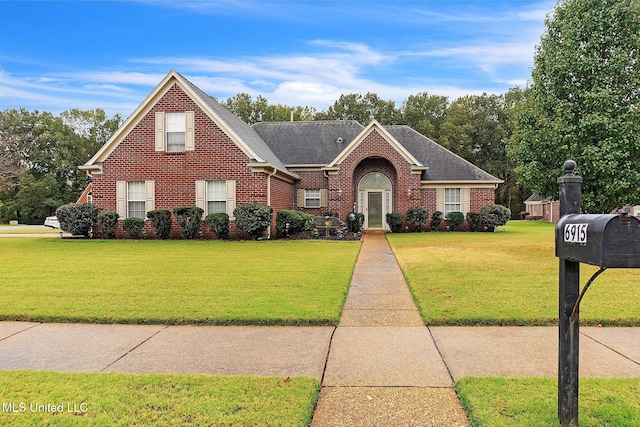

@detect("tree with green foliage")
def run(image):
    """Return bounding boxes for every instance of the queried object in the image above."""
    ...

[401,92,448,141]
[0,108,121,224]
[508,0,640,213]
[223,93,315,124]
[439,92,526,214]
[316,93,400,124]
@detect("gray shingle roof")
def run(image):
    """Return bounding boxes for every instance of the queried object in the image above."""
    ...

[384,125,501,182]
[252,121,365,165]
[178,73,292,175]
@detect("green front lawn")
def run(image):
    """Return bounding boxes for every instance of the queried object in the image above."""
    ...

[0,238,360,325]
[456,377,640,426]
[388,221,640,325]
[0,371,319,426]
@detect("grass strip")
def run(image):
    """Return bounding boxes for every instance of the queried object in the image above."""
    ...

[0,370,319,426]
[455,377,640,426]
[388,221,640,326]
[0,239,360,326]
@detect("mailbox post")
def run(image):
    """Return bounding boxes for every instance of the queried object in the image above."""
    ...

[557,160,582,427]
[556,160,640,426]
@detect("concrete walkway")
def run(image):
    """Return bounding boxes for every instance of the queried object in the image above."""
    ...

[1,233,640,425]
[311,233,469,426]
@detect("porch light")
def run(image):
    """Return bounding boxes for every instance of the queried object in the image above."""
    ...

[338,189,343,199]
[407,188,412,198]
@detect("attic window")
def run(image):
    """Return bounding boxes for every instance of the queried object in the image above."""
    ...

[166,113,185,152]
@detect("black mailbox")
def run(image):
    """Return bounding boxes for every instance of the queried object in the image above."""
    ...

[556,213,640,268]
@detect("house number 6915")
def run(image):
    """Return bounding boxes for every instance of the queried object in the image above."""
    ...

[564,223,588,244]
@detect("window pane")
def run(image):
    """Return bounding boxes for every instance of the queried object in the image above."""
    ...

[166,113,185,132]
[305,190,320,207]
[208,201,226,214]
[128,201,146,219]
[444,188,461,214]
[128,182,145,201]
[207,181,227,214]
[166,132,185,152]
[166,113,185,152]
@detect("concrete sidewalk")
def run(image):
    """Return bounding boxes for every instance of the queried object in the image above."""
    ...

[1,233,639,425]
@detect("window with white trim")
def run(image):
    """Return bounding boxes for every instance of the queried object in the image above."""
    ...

[206,180,227,214]
[305,190,321,208]
[127,182,146,219]
[166,112,185,152]
[444,188,461,215]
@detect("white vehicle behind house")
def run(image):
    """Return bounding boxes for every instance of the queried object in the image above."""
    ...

[44,216,60,228]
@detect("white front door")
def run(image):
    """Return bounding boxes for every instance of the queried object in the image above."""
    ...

[358,172,392,230]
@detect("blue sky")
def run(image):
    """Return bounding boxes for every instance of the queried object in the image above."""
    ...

[0,0,556,117]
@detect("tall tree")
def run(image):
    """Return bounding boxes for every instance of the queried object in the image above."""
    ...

[0,108,121,223]
[508,0,640,213]
[316,93,400,124]
[401,92,448,141]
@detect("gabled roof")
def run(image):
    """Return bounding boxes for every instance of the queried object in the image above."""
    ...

[252,120,364,165]
[384,125,501,183]
[81,70,296,179]
[81,70,500,185]
[255,119,501,183]
[327,120,424,168]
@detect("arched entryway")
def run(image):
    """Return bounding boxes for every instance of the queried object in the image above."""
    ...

[358,172,392,230]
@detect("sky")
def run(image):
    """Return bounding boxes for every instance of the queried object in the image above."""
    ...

[0,0,557,118]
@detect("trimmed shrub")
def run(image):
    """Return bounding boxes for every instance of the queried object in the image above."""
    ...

[234,203,273,238]
[55,203,99,237]
[466,211,481,232]
[346,212,364,233]
[205,212,230,240]
[275,210,313,238]
[480,204,511,230]
[406,206,429,232]
[147,209,172,239]
[122,217,144,239]
[173,207,204,239]
[385,211,404,233]
[430,211,443,231]
[97,212,119,238]
[445,211,465,231]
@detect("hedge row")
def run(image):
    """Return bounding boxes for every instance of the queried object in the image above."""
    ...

[385,204,511,233]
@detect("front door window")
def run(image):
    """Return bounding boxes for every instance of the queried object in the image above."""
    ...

[368,191,383,228]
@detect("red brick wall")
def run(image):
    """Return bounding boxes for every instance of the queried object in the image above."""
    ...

[294,170,330,216]
[92,83,269,238]
[330,129,422,222]
[470,188,496,212]
[420,188,438,213]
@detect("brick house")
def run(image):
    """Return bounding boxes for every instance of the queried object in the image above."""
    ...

[79,70,502,237]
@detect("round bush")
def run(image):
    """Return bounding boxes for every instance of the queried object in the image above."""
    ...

[385,211,404,233]
[480,204,511,230]
[173,206,204,239]
[406,206,429,232]
[466,211,481,232]
[445,211,465,231]
[205,212,230,240]
[233,203,273,238]
[56,203,99,237]
[97,211,119,238]
[122,217,144,239]
[147,209,172,239]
